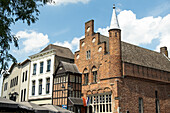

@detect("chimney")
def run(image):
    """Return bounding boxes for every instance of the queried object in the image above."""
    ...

[160,46,168,57]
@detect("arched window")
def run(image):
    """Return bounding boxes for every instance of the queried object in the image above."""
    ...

[92,66,98,83]
[83,68,89,85]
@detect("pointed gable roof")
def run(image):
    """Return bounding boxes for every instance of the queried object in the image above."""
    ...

[56,61,81,75]
[110,4,120,30]
[40,44,74,59]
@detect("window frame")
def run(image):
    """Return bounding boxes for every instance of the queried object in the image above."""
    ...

[22,72,25,82]
[25,71,27,81]
[139,97,143,113]
[47,59,51,72]
[84,73,89,85]
[86,50,91,59]
[32,81,35,96]
[40,62,44,74]
[46,78,50,94]
[87,93,112,113]
[39,79,42,95]
[33,63,37,75]
[92,71,97,83]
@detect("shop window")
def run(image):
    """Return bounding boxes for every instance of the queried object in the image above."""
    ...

[87,93,112,113]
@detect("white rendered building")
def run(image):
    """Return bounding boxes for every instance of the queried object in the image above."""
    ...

[1,59,30,102]
[28,44,74,105]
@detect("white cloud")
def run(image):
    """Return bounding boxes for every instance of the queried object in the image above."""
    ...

[54,36,84,52]
[48,0,90,6]
[15,30,49,53]
[97,10,170,54]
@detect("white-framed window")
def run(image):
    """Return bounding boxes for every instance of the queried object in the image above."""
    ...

[32,80,35,95]
[25,71,27,81]
[87,93,112,113]
[39,79,42,95]
[46,78,50,94]
[40,62,44,74]
[33,63,37,75]
[47,59,51,72]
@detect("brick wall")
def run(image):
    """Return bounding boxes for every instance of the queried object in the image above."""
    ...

[75,20,170,113]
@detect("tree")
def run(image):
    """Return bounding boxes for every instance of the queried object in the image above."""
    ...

[0,0,53,73]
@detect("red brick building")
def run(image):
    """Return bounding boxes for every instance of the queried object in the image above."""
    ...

[74,5,170,113]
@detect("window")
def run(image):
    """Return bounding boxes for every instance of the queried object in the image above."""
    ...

[84,73,89,85]
[21,90,23,102]
[76,76,79,83]
[33,64,37,75]
[25,71,27,81]
[79,76,81,83]
[10,80,12,88]
[32,81,35,95]
[46,78,50,94]
[40,62,44,74]
[16,76,18,85]
[22,72,25,82]
[23,89,26,101]
[93,71,97,83]
[155,91,160,113]
[86,50,91,59]
[39,79,42,95]
[139,98,143,113]
[10,76,18,88]
[4,82,8,91]
[47,59,51,72]
[115,32,117,37]
[70,75,75,82]
[87,93,112,113]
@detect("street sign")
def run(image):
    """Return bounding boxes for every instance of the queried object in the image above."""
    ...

[62,105,67,109]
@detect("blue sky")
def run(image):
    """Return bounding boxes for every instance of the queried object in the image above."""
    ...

[1,0,170,96]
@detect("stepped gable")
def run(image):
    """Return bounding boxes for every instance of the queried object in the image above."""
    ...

[40,44,74,59]
[99,34,170,72]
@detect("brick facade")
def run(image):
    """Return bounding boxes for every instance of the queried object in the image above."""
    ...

[75,20,170,113]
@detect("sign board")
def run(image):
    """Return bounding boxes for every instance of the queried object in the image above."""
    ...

[62,105,67,109]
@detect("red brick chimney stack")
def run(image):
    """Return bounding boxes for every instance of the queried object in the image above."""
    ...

[160,46,168,57]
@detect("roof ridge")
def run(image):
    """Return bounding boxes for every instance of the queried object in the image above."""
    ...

[121,41,166,57]
[51,44,71,50]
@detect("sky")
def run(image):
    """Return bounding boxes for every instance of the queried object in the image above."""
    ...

[1,0,170,96]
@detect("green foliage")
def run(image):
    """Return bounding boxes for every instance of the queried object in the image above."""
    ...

[0,0,52,73]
